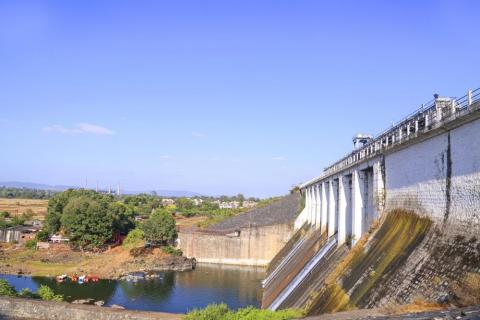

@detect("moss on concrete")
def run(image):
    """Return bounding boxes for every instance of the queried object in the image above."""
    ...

[307,209,432,315]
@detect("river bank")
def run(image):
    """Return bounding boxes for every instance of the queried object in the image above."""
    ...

[0,243,195,280]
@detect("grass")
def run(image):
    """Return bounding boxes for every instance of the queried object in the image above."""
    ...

[184,303,303,320]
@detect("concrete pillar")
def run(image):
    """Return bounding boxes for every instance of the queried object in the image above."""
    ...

[327,180,335,237]
[337,176,347,246]
[351,170,363,245]
[468,89,473,107]
[373,161,385,218]
[451,100,456,115]
[315,184,321,229]
[425,114,429,128]
[320,181,328,233]
[306,187,312,225]
[311,186,316,226]
[308,186,314,226]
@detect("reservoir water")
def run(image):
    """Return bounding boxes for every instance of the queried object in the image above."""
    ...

[0,264,265,313]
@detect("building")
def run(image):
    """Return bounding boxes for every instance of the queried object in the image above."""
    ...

[242,200,257,208]
[161,198,175,206]
[219,201,240,209]
[49,234,69,243]
[0,226,40,243]
[192,198,204,206]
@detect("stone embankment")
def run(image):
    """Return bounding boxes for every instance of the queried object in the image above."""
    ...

[0,297,181,320]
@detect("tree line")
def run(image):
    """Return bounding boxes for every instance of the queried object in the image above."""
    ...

[44,189,176,250]
[0,187,56,199]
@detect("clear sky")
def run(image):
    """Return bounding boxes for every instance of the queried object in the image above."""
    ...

[0,1,478,198]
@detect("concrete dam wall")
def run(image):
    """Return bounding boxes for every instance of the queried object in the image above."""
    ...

[263,88,480,313]
[177,194,301,266]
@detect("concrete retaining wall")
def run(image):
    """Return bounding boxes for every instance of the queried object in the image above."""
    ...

[178,223,294,266]
[0,297,180,320]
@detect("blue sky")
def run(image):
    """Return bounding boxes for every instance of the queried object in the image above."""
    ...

[0,1,478,197]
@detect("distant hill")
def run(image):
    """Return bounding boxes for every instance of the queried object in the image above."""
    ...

[0,181,202,197]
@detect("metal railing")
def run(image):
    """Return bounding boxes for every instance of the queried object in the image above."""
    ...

[300,87,480,189]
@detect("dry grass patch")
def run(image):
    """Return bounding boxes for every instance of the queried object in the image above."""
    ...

[0,198,48,220]
[381,299,445,315]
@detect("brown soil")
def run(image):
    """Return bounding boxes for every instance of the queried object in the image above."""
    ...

[0,243,193,279]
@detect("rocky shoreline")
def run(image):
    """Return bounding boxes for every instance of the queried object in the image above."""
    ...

[114,256,197,280]
[0,244,197,280]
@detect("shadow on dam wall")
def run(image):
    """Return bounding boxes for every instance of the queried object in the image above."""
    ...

[304,209,480,316]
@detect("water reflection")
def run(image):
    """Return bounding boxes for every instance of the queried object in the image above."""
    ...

[0,264,265,313]
[119,272,175,302]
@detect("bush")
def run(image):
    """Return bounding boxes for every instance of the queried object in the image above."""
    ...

[37,285,63,302]
[25,239,37,250]
[36,230,50,242]
[185,303,230,320]
[184,303,303,320]
[18,288,39,299]
[123,228,145,249]
[0,279,17,297]
[162,245,182,256]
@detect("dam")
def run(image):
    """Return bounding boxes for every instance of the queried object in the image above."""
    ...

[262,88,480,314]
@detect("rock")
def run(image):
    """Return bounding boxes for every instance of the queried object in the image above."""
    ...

[437,293,450,304]
[111,304,125,309]
[94,300,105,306]
[72,299,94,305]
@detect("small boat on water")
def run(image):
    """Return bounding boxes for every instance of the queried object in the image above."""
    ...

[56,274,67,282]
[56,274,100,284]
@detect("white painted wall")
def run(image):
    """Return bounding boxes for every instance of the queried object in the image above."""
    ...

[450,118,480,230]
[385,132,448,222]
[295,117,480,237]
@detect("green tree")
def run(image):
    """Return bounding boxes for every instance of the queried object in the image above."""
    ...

[122,228,145,249]
[140,209,176,245]
[0,279,17,297]
[10,215,25,226]
[45,189,112,234]
[176,198,194,210]
[108,202,135,235]
[61,196,114,250]
[36,230,50,242]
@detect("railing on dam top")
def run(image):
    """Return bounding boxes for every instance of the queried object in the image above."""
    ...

[300,87,480,188]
